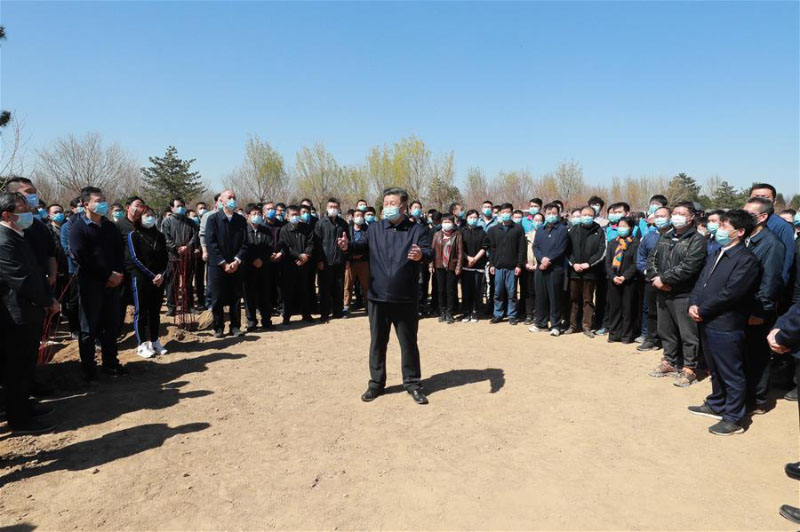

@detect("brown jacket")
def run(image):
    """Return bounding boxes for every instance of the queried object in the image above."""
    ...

[432,229,464,273]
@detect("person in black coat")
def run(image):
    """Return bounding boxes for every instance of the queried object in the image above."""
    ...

[243,204,275,331]
[278,205,315,324]
[687,209,761,435]
[204,190,250,338]
[128,206,169,358]
[567,206,606,336]
[460,210,489,322]
[605,217,640,343]
[532,203,569,333]
[314,198,350,322]
[0,192,60,433]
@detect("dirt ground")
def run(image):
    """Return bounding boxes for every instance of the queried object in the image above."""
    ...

[1,309,799,531]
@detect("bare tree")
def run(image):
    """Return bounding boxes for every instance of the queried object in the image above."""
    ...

[295,142,341,208]
[227,135,289,203]
[463,166,490,209]
[554,160,585,207]
[0,115,28,185]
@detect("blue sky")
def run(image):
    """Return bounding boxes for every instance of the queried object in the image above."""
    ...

[2,1,799,195]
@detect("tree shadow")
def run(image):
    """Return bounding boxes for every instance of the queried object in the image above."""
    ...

[0,422,210,488]
[384,368,505,396]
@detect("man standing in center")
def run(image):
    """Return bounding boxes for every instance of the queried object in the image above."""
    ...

[351,187,433,405]
[315,197,350,322]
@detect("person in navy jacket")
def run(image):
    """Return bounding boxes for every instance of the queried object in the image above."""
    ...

[687,209,761,435]
[532,202,570,335]
[204,189,250,338]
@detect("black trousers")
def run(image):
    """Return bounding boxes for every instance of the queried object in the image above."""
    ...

[166,258,195,312]
[78,277,121,372]
[118,268,132,329]
[418,264,430,308]
[282,263,312,319]
[2,318,41,427]
[644,282,660,342]
[435,268,458,315]
[461,269,484,315]
[702,325,747,424]
[657,293,699,369]
[744,319,775,409]
[244,264,273,327]
[534,268,564,328]
[194,256,205,308]
[132,274,164,343]
[594,271,608,329]
[319,263,346,319]
[208,265,243,332]
[270,262,283,313]
[368,301,422,391]
[63,274,81,334]
[607,279,638,342]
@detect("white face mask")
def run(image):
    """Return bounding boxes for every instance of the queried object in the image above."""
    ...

[441,222,454,232]
[327,208,339,218]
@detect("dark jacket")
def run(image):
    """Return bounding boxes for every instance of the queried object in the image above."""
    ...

[0,225,53,325]
[432,229,464,272]
[460,225,490,269]
[605,237,639,283]
[792,238,800,304]
[689,243,761,330]
[162,214,199,261]
[533,221,570,270]
[775,300,800,352]
[68,215,125,284]
[352,216,433,304]
[487,222,527,270]
[205,211,250,268]
[127,225,168,281]
[568,223,606,279]
[24,218,56,280]
[745,227,785,319]
[314,216,349,266]
[767,213,795,284]
[347,223,369,262]
[646,226,706,294]
[637,230,661,274]
[244,224,275,273]
[278,221,315,264]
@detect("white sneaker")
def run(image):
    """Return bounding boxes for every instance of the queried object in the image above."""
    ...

[528,325,543,333]
[152,340,168,355]
[137,343,155,359]
[550,328,561,337]
[461,316,471,323]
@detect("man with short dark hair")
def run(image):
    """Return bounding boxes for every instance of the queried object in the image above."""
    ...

[315,198,349,322]
[749,183,794,284]
[488,203,527,326]
[531,202,570,335]
[162,197,199,316]
[242,203,275,330]
[278,205,314,324]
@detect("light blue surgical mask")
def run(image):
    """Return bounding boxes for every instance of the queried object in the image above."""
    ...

[671,215,687,228]
[458,211,465,219]
[715,229,733,246]
[482,207,492,217]
[467,217,478,227]
[174,206,186,216]
[358,205,367,212]
[617,227,631,238]
[706,222,719,234]
[545,214,559,225]
[654,217,670,229]
[37,207,48,220]
[529,207,540,215]
[225,199,237,210]
[365,214,375,224]
[112,211,124,221]
[141,215,156,229]
[500,213,512,223]
[581,215,594,226]
[794,213,800,227]
[608,213,622,223]
[383,206,401,222]
[570,217,582,226]
[265,209,276,219]
[25,193,39,208]
[411,208,422,218]
[198,208,208,217]
[52,212,65,223]
[15,211,34,230]
[289,215,300,225]
[648,204,658,215]
[76,206,85,214]
[93,201,109,216]
[300,212,310,223]
[532,221,543,230]
[250,215,264,225]
[513,217,523,224]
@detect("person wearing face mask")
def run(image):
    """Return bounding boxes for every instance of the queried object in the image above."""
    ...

[636,206,671,351]
[530,203,570,335]
[460,209,489,323]
[749,183,794,285]
[241,203,275,331]
[487,203,527,326]
[205,190,251,338]
[449,202,465,228]
[521,198,543,233]
[59,196,84,340]
[356,199,369,213]
[298,204,320,311]
[422,209,443,316]
[348,187,433,405]
[703,210,724,256]
[162,197,199,317]
[593,202,632,336]
[686,209,761,436]
[638,195,668,239]
[262,201,285,316]
[742,197,786,415]
[127,206,168,358]
[69,186,127,380]
[565,206,606,337]
[604,217,640,344]
[364,207,377,226]
[478,200,498,232]
[0,192,61,433]
[314,198,350,323]
[409,201,424,224]
[344,209,370,314]
[587,196,609,228]
[521,213,544,325]
[112,196,145,335]
[278,205,315,325]
[430,214,464,324]
[646,201,707,386]
[199,194,221,310]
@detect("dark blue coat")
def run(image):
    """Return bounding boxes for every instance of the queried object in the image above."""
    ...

[205,211,250,268]
[746,227,785,319]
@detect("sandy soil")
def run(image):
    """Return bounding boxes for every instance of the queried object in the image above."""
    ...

[1,309,799,530]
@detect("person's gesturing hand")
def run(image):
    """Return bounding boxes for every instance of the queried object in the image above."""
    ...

[407,244,423,262]
[107,271,123,288]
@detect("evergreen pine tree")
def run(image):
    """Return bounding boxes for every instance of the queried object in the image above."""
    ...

[141,146,205,211]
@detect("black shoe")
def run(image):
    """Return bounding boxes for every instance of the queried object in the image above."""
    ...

[708,420,744,435]
[490,317,502,324]
[361,387,384,402]
[102,364,128,377]
[438,315,446,323]
[445,314,455,324]
[607,337,621,343]
[785,462,800,481]
[688,403,723,420]
[262,322,274,330]
[30,402,55,418]
[281,318,290,326]
[165,309,176,317]
[29,381,55,398]
[408,388,429,405]
[779,504,800,524]
[637,340,660,351]
[318,317,330,324]
[245,322,258,332]
[509,318,518,326]
[230,328,245,338]
[302,315,315,323]
[785,386,798,401]
[523,316,533,325]
[9,418,56,435]
[583,329,596,339]
[213,330,225,338]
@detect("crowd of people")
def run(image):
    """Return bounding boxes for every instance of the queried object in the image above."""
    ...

[2,176,800,517]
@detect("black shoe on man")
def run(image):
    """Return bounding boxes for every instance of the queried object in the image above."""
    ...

[408,388,429,405]
[361,388,384,402]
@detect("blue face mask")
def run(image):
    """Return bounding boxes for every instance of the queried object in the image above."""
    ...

[15,211,34,230]
[25,193,39,208]
[654,217,670,229]
[300,212,310,223]
[715,229,733,246]
[358,205,367,212]
[500,213,512,223]
[276,214,284,222]
[250,215,264,225]
[617,227,631,238]
[383,206,401,222]
[706,222,719,234]
[794,213,800,227]
[93,202,109,216]
[545,214,559,225]
[190,217,199,225]
[648,204,658,215]
[76,206,85,214]
[581,215,594,226]
[112,211,124,221]
[532,221,543,230]
[37,207,48,220]
[141,215,156,229]
[608,213,622,223]
[365,214,375,224]
[225,199,237,210]
[570,217,582,226]
[467,218,478,227]
[174,206,186,216]
[529,207,540,215]
[52,212,65,223]
[482,207,492,217]
[411,208,422,218]
[289,215,300,225]
[265,209,276,219]
[458,211,465,219]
